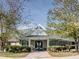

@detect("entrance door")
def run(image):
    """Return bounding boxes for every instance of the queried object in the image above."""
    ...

[35,41,43,51]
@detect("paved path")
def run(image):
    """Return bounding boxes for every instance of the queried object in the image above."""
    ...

[0,51,79,59]
[25,51,52,59]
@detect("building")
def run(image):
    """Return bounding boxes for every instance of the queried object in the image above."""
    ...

[9,24,75,51]
[25,24,48,51]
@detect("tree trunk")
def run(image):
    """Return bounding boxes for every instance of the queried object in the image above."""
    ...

[0,18,4,51]
[75,39,78,52]
[78,39,79,52]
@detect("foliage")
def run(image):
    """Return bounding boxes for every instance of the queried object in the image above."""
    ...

[48,0,79,52]
[66,45,75,49]
[48,45,75,52]
[48,46,66,52]
[5,45,31,53]
[0,0,29,50]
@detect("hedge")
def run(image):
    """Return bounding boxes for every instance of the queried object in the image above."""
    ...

[5,45,31,53]
[48,45,75,52]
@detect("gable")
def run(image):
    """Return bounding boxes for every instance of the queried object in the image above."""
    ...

[31,24,47,36]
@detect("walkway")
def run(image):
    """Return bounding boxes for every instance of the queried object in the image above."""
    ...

[0,51,79,59]
[25,51,79,59]
[26,51,52,59]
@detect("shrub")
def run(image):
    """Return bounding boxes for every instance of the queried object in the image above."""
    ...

[21,46,31,52]
[5,45,31,53]
[5,45,21,53]
[10,45,21,53]
[5,45,11,52]
[66,45,75,49]
[48,46,66,52]
[48,45,75,52]
[70,45,75,49]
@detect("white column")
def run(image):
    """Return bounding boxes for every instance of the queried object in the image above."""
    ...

[47,39,49,48]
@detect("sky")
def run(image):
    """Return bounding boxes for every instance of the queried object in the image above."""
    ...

[20,0,54,29]
[0,0,54,30]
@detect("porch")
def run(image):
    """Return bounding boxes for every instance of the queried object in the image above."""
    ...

[27,36,49,51]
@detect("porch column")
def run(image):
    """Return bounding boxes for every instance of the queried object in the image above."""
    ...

[47,39,49,48]
[28,39,31,47]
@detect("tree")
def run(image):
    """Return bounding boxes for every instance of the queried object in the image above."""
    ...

[0,0,29,51]
[48,0,79,52]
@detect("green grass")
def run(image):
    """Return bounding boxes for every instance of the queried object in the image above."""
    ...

[48,51,79,57]
[0,52,29,58]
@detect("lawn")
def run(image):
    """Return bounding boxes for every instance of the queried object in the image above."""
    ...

[0,52,29,58]
[48,51,79,57]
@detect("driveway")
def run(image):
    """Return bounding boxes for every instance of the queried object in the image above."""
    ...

[0,51,79,59]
